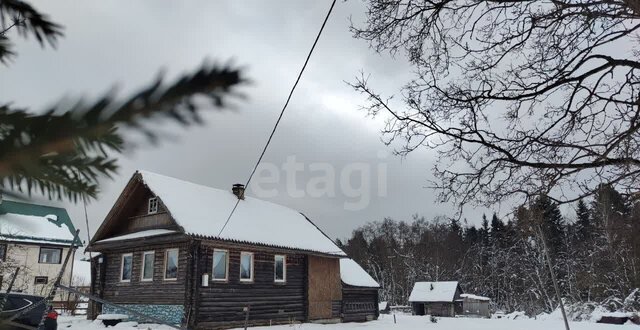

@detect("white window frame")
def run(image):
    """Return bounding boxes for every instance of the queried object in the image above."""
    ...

[120,253,133,283]
[163,248,179,281]
[148,197,159,214]
[274,255,286,283]
[38,247,62,264]
[211,249,229,282]
[141,251,155,282]
[239,252,254,282]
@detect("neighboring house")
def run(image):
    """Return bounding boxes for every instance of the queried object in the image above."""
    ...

[459,294,491,318]
[87,171,378,329]
[408,281,463,317]
[339,258,380,322]
[0,200,82,301]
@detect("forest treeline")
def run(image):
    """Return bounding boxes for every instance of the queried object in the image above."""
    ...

[337,184,640,315]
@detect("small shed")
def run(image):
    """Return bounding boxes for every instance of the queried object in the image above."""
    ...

[408,281,462,317]
[339,259,380,322]
[459,294,490,318]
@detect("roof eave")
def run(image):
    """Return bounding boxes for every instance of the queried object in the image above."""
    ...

[191,234,346,258]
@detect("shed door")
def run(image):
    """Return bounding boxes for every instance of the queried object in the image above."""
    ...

[307,256,341,320]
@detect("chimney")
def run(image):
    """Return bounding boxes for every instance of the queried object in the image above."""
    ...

[232,183,245,200]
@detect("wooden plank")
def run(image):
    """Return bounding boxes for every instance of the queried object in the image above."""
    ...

[307,256,341,320]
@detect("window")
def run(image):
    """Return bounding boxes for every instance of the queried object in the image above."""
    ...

[148,197,158,214]
[141,251,155,281]
[38,247,61,264]
[0,244,6,261]
[34,276,48,285]
[239,252,254,282]
[120,253,133,282]
[212,249,228,281]
[164,249,179,280]
[274,255,286,283]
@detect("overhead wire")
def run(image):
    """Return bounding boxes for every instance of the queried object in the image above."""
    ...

[217,0,337,236]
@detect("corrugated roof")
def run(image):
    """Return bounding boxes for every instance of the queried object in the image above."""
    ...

[0,201,80,246]
[136,170,345,256]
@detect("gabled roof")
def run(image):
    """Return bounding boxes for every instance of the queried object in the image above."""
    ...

[340,258,380,288]
[408,281,461,302]
[0,200,80,246]
[92,170,345,256]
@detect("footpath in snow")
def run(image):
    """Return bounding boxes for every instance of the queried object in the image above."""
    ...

[59,314,639,330]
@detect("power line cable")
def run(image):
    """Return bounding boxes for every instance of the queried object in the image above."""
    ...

[217,0,337,236]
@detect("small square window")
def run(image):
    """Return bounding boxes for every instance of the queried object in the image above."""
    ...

[148,197,159,214]
[274,255,286,283]
[34,276,48,285]
[240,252,254,282]
[38,248,61,264]
[212,249,228,281]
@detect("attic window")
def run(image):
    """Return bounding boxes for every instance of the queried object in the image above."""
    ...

[148,197,159,214]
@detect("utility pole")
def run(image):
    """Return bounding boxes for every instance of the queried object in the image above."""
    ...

[538,225,570,330]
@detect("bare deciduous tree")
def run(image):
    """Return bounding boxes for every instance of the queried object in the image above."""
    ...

[350,0,640,211]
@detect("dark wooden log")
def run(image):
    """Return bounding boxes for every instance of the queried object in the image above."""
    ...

[341,284,378,322]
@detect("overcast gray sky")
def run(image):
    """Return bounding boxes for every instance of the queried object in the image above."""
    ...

[0,0,493,244]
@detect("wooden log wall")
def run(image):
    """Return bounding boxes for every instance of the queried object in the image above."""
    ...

[341,285,379,322]
[194,241,308,329]
[97,236,190,306]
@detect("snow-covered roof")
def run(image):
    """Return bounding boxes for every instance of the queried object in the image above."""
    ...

[339,258,379,288]
[137,171,345,256]
[460,293,490,301]
[95,229,178,243]
[0,213,75,246]
[408,281,460,302]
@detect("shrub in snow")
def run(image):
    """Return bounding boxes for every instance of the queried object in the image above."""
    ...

[429,315,438,323]
[623,288,640,312]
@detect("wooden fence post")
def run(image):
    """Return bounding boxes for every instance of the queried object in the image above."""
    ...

[243,305,250,330]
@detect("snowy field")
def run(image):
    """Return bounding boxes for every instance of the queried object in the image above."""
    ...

[58,314,638,330]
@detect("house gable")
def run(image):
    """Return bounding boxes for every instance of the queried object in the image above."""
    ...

[90,172,181,244]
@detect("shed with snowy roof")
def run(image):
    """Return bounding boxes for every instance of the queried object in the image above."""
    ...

[87,170,365,328]
[339,258,380,322]
[408,281,463,317]
[459,293,491,318]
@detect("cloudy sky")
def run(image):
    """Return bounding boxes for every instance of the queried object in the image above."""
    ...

[1,0,493,244]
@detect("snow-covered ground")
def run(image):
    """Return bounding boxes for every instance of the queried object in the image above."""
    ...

[58,314,638,330]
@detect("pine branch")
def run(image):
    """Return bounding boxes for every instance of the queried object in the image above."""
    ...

[0,62,244,202]
[0,0,63,63]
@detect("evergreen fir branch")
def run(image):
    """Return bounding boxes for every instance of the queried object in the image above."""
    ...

[0,35,13,63]
[0,0,63,62]
[0,62,244,201]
